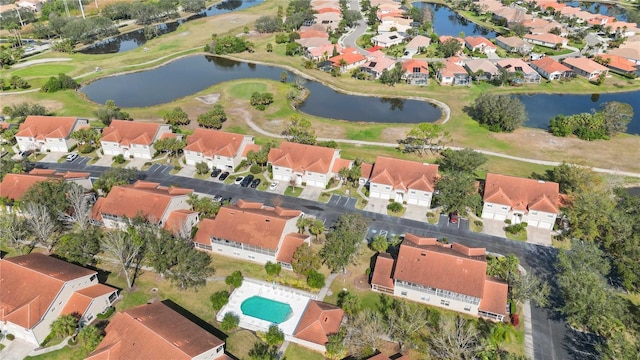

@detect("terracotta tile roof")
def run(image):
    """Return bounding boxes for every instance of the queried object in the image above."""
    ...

[562,57,608,73]
[369,156,439,192]
[315,7,341,14]
[0,173,52,200]
[95,181,193,222]
[484,173,561,213]
[61,284,117,318]
[394,236,487,298]
[497,58,537,75]
[100,120,164,146]
[360,162,373,179]
[464,36,495,49]
[164,209,198,235]
[496,35,527,48]
[330,158,352,174]
[276,233,309,264]
[184,128,250,158]
[524,33,565,45]
[371,253,395,289]
[0,254,96,329]
[439,35,465,47]
[402,59,430,74]
[242,143,262,157]
[298,29,329,39]
[531,57,572,74]
[194,201,300,250]
[479,277,508,316]
[294,301,344,345]
[15,116,78,140]
[87,302,224,360]
[329,48,367,66]
[596,54,638,72]
[268,142,338,174]
[308,44,343,58]
[405,35,431,50]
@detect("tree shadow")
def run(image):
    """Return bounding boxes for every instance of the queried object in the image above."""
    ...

[563,327,600,360]
[523,246,565,321]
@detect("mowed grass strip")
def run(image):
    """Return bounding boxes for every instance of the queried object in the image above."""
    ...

[227,81,268,99]
[13,64,77,78]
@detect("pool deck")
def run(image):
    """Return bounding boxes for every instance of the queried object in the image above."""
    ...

[216,278,316,336]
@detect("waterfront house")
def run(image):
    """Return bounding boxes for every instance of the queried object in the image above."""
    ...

[438,35,465,55]
[496,58,542,84]
[595,54,639,77]
[401,59,429,85]
[404,35,431,57]
[360,51,397,79]
[464,59,500,81]
[184,128,255,170]
[100,120,173,159]
[608,46,640,65]
[530,57,573,80]
[371,234,508,321]
[15,116,89,153]
[268,142,345,188]
[91,181,197,233]
[495,36,533,54]
[0,254,118,345]
[562,56,609,80]
[481,173,562,229]
[193,200,309,268]
[524,33,567,48]
[436,58,471,86]
[328,48,367,72]
[367,156,439,207]
[464,36,497,54]
[87,302,228,360]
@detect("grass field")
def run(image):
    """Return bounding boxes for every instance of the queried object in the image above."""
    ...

[13,64,77,78]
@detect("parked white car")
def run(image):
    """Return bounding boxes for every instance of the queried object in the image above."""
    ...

[66,153,79,162]
[269,181,279,191]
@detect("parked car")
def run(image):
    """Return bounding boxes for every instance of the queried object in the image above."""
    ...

[212,194,223,202]
[234,176,244,184]
[219,172,230,181]
[240,175,254,187]
[449,211,459,224]
[250,178,261,188]
[269,181,279,191]
[221,197,232,204]
[66,153,79,162]
[210,168,222,178]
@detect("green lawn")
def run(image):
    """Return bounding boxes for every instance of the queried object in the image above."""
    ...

[345,125,384,141]
[283,342,325,360]
[506,229,528,242]
[284,185,303,197]
[227,82,268,100]
[13,64,77,78]
[24,346,87,360]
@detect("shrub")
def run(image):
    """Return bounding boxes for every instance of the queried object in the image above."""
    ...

[6,334,15,341]
[234,160,247,172]
[96,306,115,320]
[511,314,520,327]
[210,290,230,311]
[474,220,483,227]
[504,219,512,224]
[505,223,525,234]
[387,201,403,213]
[78,144,93,154]
[196,162,210,175]
[307,269,325,289]
[265,261,281,276]
[221,312,240,331]
[250,164,262,174]
[113,154,125,164]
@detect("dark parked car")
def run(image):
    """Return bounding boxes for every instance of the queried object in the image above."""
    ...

[210,168,222,178]
[250,178,261,188]
[449,211,459,224]
[219,172,230,181]
[240,174,254,187]
[212,194,223,202]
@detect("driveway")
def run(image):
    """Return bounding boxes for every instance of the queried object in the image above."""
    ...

[176,165,198,178]
[527,226,552,247]
[299,186,323,201]
[363,197,389,215]
[0,338,36,360]
[39,151,67,163]
[482,218,506,237]
[404,204,427,221]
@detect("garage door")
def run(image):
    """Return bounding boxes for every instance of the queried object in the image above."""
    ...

[370,191,381,199]
[539,222,553,230]
[494,214,506,221]
[308,181,323,187]
[528,220,538,227]
[418,200,431,207]
[49,146,64,152]
[407,199,418,205]
[482,212,494,219]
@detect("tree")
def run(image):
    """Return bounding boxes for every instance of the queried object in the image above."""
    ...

[153,137,186,157]
[196,162,210,175]
[22,178,70,224]
[510,271,550,307]
[181,0,206,12]
[77,325,104,353]
[23,202,59,253]
[94,100,131,126]
[398,123,451,155]
[337,291,361,319]
[93,168,140,194]
[2,102,48,123]
[434,172,482,215]
[264,261,281,276]
[213,35,248,54]
[59,184,93,231]
[248,340,278,360]
[266,43,273,52]
[41,73,79,93]
[325,329,348,360]
[144,227,179,277]
[291,243,321,276]
[564,186,616,242]
[255,15,282,33]
[320,213,371,272]
[168,241,213,290]
[379,62,404,85]
[210,290,230,311]
[102,229,145,289]
[308,219,325,242]
[71,128,101,151]
[307,269,325,288]
[438,37,462,57]
[599,101,633,136]
[437,148,487,174]
[250,92,275,109]
[384,299,430,351]
[197,104,226,129]
[9,75,29,90]
[511,23,528,37]
[50,314,78,338]
[344,308,388,358]
[225,270,243,290]
[370,235,389,253]
[430,316,480,360]
[541,162,600,193]
[471,93,527,132]
[221,312,240,331]
[0,211,28,249]
[163,107,190,126]
[264,325,284,346]
[55,227,102,266]
[282,114,316,144]
[187,194,222,219]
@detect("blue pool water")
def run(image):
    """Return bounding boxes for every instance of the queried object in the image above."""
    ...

[240,296,293,324]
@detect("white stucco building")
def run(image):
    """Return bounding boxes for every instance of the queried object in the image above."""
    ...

[183,128,257,170]
[366,156,439,207]
[15,116,89,153]
[100,120,173,159]
[268,142,349,188]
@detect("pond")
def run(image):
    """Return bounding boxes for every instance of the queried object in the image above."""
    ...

[80,0,263,54]
[414,2,497,39]
[81,55,443,124]
[564,2,629,22]
[518,91,640,135]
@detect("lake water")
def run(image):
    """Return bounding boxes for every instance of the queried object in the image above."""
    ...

[81,55,443,123]
[80,0,263,54]
[564,2,630,22]
[414,2,498,39]
[518,91,640,135]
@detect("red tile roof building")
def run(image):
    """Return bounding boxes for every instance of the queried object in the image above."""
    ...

[530,57,573,80]
[328,48,367,71]
[87,302,229,360]
[268,142,344,188]
[91,181,197,232]
[371,234,508,321]
[401,59,429,85]
[293,301,344,346]
[562,56,609,80]
[0,254,118,345]
[436,57,471,86]
[100,120,173,159]
[524,33,568,48]
[595,54,639,77]
[0,169,90,201]
[482,173,562,229]
[15,116,89,153]
[184,128,255,171]
[368,156,439,208]
[464,36,497,53]
[193,200,309,268]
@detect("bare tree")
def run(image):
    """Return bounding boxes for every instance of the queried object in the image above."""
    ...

[0,212,28,249]
[23,202,59,253]
[386,299,430,351]
[102,230,145,289]
[344,308,389,357]
[429,316,480,360]
[60,184,92,231]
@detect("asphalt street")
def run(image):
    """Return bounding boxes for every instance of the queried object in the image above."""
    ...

[43,159,598,360]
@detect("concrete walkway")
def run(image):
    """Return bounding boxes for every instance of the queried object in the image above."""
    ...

[318,273,339,301]
[0,338,36,360]
[12,57,72,69]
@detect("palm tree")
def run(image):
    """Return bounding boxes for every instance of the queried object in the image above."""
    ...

[50,314,78,338]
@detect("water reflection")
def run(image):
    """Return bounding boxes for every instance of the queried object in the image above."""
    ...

[415,2,497,38]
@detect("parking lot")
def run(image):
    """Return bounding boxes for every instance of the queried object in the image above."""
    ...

[327,194,357,208]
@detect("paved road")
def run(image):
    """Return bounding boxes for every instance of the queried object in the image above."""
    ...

[341,0,370,55]
[42,159,600,360]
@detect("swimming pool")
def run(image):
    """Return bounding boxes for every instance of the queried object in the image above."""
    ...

[240,296,293,324]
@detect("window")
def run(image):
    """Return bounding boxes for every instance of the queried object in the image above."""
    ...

[401,291,408,296]
[464,306,471,311]
[385,186,391,190]
[440,300,450,306]
[486,204,493,208]
[86,314,94,322]
[547,214,554,218]
[501,206,508,210]
[531,211,538,215]
[413,67,421,73]
[90,274,97,282]
[108,292,117,303]
[410,190,416,194]
[248,255,255,260]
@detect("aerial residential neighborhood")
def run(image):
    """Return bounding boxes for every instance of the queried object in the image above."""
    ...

[0,0,639,358]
